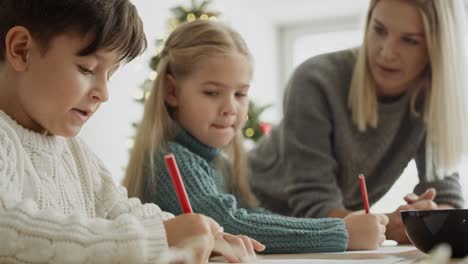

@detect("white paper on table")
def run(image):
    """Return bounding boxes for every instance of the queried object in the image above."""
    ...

[247,258,409,264]
[209,246,418,263]
[329,245,417,255]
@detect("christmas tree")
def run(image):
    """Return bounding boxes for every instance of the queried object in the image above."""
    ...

[132,0,271,145]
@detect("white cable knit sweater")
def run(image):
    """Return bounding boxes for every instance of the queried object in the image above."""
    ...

[0,111,174,263]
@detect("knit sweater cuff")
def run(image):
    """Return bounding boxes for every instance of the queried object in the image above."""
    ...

[140,217,170,263]
[414,179,464,208]
[316,218,349,251]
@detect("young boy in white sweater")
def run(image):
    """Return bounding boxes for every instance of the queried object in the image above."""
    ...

[0,1,263,263]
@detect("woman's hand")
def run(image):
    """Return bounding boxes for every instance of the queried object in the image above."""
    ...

[386,188,438,243]
[403,188,436,204]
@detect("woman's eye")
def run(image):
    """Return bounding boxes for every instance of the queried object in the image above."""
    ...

[78,65,94,75]
[373,26,385,36]
[403,37,419,45]
[236,92,247,97]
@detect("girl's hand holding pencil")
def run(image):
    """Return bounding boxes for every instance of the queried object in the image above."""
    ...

[344,174,389,250]
[164,153,265,263]
[344,210,388,250]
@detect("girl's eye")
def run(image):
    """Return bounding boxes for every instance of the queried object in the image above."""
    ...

[204,91,219,96]
[236,92,247,97]
[78,65,94,75]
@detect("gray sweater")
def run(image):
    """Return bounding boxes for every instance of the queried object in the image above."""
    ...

[248,49,464,218]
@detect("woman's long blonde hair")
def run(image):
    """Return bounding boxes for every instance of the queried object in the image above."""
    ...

[349,0,468,178]
[123,19,257,205]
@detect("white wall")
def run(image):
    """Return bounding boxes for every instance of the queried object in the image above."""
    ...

[80,0,370,182]
[79,1,467,214]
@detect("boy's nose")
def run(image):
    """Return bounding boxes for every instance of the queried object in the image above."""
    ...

[90,82,109,103]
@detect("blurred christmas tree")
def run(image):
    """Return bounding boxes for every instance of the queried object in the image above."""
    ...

[243,101,272,142]
[133,0,220,108]
[131,0,271,147]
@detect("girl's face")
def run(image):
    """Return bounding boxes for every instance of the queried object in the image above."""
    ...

[165,53,252,148]
[366,0,429,98]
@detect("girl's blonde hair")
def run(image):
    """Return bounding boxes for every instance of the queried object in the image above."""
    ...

[349,0,468,178]
[123,19,257,205]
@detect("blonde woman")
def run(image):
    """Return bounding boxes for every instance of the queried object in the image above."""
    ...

[249,0,468,244]
[123,19,389,253]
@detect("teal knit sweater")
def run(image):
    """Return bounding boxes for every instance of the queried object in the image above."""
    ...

[141,129,349,253]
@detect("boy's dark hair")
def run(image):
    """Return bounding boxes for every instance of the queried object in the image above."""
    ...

[0,0,147,63]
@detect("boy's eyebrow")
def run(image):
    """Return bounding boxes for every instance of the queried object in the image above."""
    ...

[92,53,121,64]
[373,18,425,37]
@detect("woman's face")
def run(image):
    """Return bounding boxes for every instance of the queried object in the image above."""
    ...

[366,0,429,98]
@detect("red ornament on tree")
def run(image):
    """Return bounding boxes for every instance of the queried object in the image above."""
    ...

[259,122,272,135]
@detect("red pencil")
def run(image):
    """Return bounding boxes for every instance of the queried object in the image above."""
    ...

[164,153,193,213]
[359,174,370,214]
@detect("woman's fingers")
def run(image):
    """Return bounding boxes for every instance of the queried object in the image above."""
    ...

[410,199,438,210]
[404,188,436,204]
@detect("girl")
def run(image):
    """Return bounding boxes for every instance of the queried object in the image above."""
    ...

[0,1,260,263]
[124,19,388,253]
[248,0,468,244]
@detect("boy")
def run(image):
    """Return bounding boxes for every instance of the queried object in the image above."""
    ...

[0,1,259,263]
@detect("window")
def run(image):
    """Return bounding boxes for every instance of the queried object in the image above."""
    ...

[277,16,363,90]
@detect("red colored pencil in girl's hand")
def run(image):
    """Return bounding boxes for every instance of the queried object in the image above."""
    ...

[359,174,370,214]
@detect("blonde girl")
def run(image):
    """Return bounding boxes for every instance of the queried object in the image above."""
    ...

[124,19,389,253]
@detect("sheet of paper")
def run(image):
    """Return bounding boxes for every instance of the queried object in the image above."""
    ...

[327,245,416,255]
[254,259,406,264]
[209,246,418,263]
[210,256,412,264]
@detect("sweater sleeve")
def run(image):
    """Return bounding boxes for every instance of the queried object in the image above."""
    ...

[281,59,345,218]
[0,127,169,264]
[82,143,174,222]
[414,139,464,208]
[151,144,348,254]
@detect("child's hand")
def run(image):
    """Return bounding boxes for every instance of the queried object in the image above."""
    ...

[344,211,388,250]
[163,214,265,263]
[163,213,217,247]
[163,213,220,262]
[212,233,265,263]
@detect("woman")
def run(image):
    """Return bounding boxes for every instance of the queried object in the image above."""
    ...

[249,0,467,243]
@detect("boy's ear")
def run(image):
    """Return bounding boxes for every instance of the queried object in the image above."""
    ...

[164,74,179,107]
[5,26,34,72]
